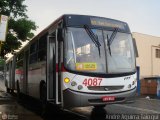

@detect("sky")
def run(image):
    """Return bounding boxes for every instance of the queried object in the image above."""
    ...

[24,0,160,37]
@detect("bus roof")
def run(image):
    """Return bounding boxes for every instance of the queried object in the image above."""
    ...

[13,14,131,55]
[32,14,130,42]
[63,14,130,32]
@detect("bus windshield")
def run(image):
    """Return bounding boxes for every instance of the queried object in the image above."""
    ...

[64,27,135,74]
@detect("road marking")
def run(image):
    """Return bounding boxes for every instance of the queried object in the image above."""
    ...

[71,107,93,114]
[114,104,160,114]
[138,97,160,101]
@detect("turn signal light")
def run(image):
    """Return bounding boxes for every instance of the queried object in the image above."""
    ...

[64,78,70,83]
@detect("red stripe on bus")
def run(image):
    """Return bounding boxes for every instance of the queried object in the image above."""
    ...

[61,63,67,72]
[56,63,67,72]
[15,69,23,74]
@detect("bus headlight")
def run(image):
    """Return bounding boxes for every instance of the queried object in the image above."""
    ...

[71,81,77,86]
[64,78,70,83]
[132,81,135,85]
[78,85,83,90]
[132,79,137,85]
[128,84,131,89]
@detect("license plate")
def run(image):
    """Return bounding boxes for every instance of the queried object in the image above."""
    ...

[102,96,115,102]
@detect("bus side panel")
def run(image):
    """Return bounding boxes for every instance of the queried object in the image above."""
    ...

[15,68,23,91]
[15,56,25,94]
[5,63,9,89]
[11,56,16,90]
[28,62,46,99]
[9,62,12,89]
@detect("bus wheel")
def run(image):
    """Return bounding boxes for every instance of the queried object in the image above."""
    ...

[6,88,10,93]
[11,89,14,93]
[40,83,47,116]
[40,83,47,102]
[16,80,21,102]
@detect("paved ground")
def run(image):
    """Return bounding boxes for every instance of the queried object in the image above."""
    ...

[0,91,43,120]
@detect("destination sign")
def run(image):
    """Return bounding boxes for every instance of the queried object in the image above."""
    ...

[90,17,126,30]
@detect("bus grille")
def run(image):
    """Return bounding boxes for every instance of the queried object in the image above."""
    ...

[87,86,124,91]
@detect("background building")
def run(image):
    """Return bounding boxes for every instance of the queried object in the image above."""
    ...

[132,32,160,96]
[132,32,160,79]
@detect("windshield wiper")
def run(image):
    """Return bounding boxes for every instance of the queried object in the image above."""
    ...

[84,25,101,57]
[109,28,119,45]
[106,34,112,56]
[107,28,119,56]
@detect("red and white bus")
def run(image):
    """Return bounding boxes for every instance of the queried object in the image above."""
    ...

[5,14,137,108]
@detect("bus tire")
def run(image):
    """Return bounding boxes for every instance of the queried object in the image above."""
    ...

[11,89,14,93]
[40,82,47,102]
[40,82,47,116]
[16,80,21,102]
[6,88,10,93]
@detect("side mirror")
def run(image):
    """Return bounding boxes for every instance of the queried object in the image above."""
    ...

[57,28,63,41]
[132,38,139,57]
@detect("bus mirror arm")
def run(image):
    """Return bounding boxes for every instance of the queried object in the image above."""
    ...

[132,38,139,57]
[57,28,63,41]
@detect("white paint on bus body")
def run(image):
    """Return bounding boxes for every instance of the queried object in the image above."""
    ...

[62,72,137,93]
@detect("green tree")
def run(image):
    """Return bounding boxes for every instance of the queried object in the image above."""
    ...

[0,0,37,57]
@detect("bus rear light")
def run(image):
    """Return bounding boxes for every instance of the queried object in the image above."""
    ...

[71,81,77,86]
[78,85,83,90]
[64,78,70,83]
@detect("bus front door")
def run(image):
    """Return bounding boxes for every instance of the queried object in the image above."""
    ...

[47,35,57,102]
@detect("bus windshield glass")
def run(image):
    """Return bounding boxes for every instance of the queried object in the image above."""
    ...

[64,27,135,74]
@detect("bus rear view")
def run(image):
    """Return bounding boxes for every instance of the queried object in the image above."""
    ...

[62,15,137,108]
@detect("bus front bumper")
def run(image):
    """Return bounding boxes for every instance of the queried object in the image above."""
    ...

[63,87,137,108]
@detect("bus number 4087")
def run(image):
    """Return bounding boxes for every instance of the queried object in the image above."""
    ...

[82,78,102,86]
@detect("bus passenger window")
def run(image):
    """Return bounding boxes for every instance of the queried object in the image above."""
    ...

[39,35,47,49]
[29,53,38,64]
[38,34,47,62]
[29,41,38,64]
[38,49,46,61]
[30,42,37,54]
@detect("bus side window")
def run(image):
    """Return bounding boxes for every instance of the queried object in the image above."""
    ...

[38,50,46,61]
[16,53,24,68]
[29,41,38,64]
[38,34,47,61]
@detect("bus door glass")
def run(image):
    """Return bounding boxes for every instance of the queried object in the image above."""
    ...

[47,34,56,101]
